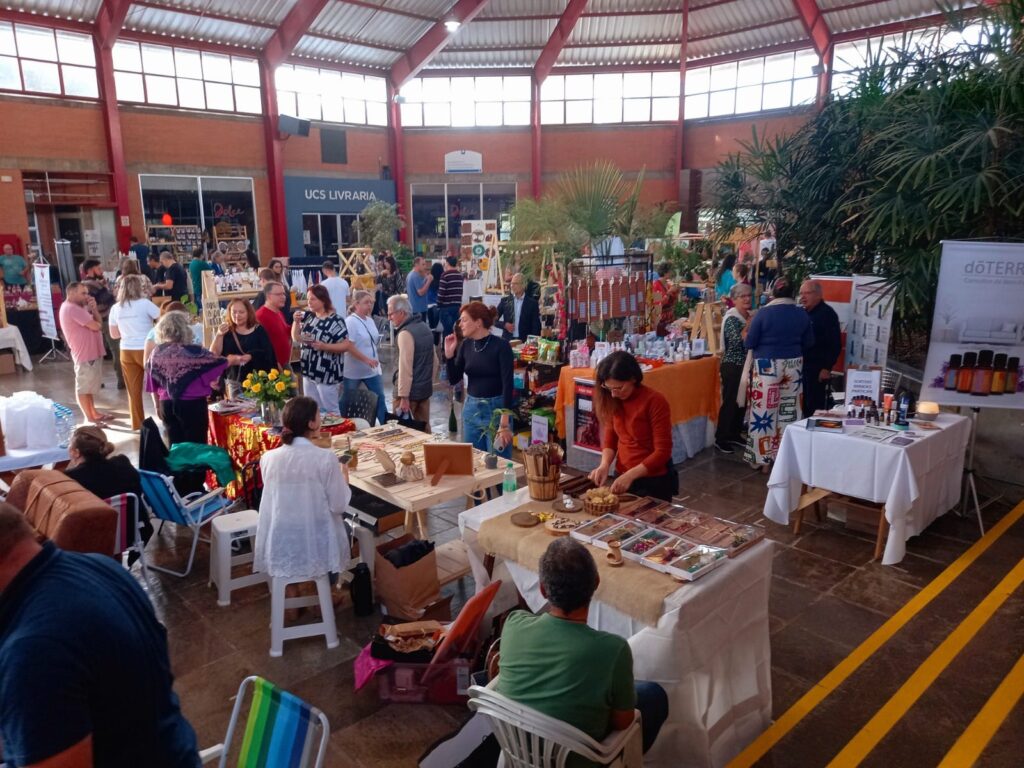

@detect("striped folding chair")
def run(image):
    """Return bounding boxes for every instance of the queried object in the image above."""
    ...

[199,676,330,768]
[105,492,149,578]
[138,469,232,578]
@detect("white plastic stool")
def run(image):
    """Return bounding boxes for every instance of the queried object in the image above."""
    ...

[269,574,340,658]
[209,510,266,607]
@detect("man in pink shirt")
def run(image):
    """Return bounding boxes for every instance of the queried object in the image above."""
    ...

[59,282,111,423]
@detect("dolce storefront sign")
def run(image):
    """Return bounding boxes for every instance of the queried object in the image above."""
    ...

[283,176,395,215]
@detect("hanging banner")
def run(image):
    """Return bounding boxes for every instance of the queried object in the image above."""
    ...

[573,379,602,453]
[459,220,500,290]
[921,241,1024,409]
[846,274,895,370]
[34,262,58,340]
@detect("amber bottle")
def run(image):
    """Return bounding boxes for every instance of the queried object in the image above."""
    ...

[971,350,993,396]
[991,353,1007,395]
[1006,357,1020,394]
[944,354,961,390]
[957,352,976,393]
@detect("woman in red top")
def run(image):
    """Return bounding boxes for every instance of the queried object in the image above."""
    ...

[651,263,678,336]
[588,351,677,500]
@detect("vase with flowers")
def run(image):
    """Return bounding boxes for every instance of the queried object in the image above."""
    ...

[242,368,297,427]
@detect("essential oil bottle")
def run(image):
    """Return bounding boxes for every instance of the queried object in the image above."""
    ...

[957,352,977,393]
[971,350,993,396]
[944,354,961,390]
[1006,356,1020,394]
[991,353,1007,395]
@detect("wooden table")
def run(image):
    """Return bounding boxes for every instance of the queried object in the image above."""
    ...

[339,424,525,539]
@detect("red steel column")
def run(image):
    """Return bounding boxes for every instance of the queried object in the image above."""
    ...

[816,43,834,110]
[674,0,689,206]
[260,62,289,261]
[531,76,542,199]
[93,41,132,253]
[387,83,410,246]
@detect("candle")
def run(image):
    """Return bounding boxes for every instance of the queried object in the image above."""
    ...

[917,401,939,415]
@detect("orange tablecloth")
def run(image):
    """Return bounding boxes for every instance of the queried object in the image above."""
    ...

[554,355,721,438]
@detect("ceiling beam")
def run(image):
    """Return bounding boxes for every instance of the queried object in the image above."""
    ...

[534,0,589,84]
[791,0,831,57]
[263,0,332,69]
[95,0,133,49]
[335,0,437,24]
[390,0,492,88]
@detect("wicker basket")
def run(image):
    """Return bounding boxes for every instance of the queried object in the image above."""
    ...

[527,473,559,501]
[583,497,620,516]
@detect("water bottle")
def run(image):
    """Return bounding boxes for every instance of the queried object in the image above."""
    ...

[683,340,691,360]
[502,462,517,494]
[897,392,910,421]
[53,403,75,448]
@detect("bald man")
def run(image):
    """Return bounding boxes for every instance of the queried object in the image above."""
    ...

[799,279,841,417]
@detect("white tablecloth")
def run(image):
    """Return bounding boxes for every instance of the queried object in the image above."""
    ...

[0,325,32,371]
[764,413,970,564]
[0,445,68,473]
[460,488,773,768]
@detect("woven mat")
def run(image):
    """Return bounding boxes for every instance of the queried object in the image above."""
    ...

[477,501,682,627]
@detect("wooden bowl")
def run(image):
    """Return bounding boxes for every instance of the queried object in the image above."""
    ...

[545,517,582,536]
[583,497,620,517]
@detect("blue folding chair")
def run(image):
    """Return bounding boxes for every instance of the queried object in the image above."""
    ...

[138,470,232,578]
[105,492,149,579]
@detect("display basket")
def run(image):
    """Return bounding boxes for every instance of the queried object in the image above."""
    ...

[527,471,558,501]
[583,496,620,516]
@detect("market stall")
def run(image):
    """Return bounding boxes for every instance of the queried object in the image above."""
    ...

[459,487,773,768]
[555,356,720,471]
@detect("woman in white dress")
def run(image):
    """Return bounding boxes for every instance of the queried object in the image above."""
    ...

[342,289,388,425]
[255,396,351,579]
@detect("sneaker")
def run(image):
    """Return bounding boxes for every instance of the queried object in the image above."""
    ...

[729,438,747,448]
[714,441,735,454]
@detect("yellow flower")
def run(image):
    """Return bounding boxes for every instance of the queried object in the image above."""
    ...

[268,370,279,381]
[275,381,286,392]
[258,370,267,377]
[251,383,262,394]
[241,379,250,389]
[281,369,291,377]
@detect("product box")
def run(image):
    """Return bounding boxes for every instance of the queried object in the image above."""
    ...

[590,520,645,550]
[662,545,729,581]
[570,513,629,544]
[0,351,15,376]
[639,538,687,572]
[619,528,673,561]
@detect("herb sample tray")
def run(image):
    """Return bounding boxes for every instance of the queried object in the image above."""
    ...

[590,520,646,550]
[620,528,673,561]
[570,514,629,544]
[660,545,729,581]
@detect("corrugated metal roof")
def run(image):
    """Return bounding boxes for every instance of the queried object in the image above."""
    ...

[292,37,400,69]
[309,1,429,50]
[123,5,273,49]
[448,18,555,49]
[477,0,564,19]
[569,14,683,46]
[586,0,684,13]
[432,47,539,68]
[688,20,809,60]
[823,0,973,34]
[559,42,683,67]
[142,0,297,27]
[378,0,457,19]
[689,0,796,41]
[6,0,102,22]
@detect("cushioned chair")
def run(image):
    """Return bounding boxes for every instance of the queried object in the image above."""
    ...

[6,469,116,556]
[199,676,329,768]
[342,388,380,427]
[467,680,643,768]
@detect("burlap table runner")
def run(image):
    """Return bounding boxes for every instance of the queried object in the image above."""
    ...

[477,501,683,627]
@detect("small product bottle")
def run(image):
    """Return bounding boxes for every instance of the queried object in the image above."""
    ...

[991,353,1007,396]
[1006,356,1020,394]
[944,354,961,391]
[897,392,910,421]
[502,462,517,494]
[971,350,993,396]
[957,352,977,393]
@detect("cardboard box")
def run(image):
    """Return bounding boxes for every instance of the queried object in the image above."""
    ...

[0,350,15,375]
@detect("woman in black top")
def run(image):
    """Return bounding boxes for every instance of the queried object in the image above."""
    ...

[443,301,514,458]
[209,299,276,387]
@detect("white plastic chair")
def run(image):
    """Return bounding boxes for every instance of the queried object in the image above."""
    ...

[467,682,643,768]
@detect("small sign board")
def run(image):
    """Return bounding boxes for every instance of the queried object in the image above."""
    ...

[444,150,483,174]
[846,368,882,403]
[531,414,549,445]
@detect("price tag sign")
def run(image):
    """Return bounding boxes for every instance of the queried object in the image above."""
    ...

[846,368,882,402]
[531,414,549,445]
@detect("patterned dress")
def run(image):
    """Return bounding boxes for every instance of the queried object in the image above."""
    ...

[743,356,803,466]
[298,313,347,385]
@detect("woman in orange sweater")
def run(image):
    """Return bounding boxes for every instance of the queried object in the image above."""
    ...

[588,351,677,500]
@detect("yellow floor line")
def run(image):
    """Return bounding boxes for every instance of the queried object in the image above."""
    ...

[728,500,1024,768]
[828,555,1024,766]
[938,649,1024,767]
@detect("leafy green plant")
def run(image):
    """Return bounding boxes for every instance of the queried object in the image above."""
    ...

[358,201,405,253]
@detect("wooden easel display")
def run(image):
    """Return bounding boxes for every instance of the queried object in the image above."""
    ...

[690,301,724,354]
[336,247,374,280]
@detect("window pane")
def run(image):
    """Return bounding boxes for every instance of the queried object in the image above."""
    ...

[831,71,855,96]
[503,76,530,101]
[504,100,530,126]
[16,26,57,62]
[400,101,423,127]
[421,77,449,102]
[0,24,15,57]
[145,74,178,105]
[623,72,651,98]
[450,76,475,102]
[835,40,867,71]
[792,76,817,105]
[174,48,203,80]
[593,98,622,124]
[684,67,709,95]
[683,92,708,119]
[623,97,650,122]
[332,72,355,99]
[423,101,450,126]
[275,64,295,91]
[737,57,763,86]
[56,31,94,66]
[141,44,175,76]
[0,55,21,90]
[540,75,563,101]
[594,73,623,100]
[114,70,144,102]
[322,96,344,122]
[565,74,592,99]
[709,62,737,90]
[293,65,319,93]
[794,49,817,78]
[651,96,678,121]
[343,97,366,124]
[61,64,97,97]
[708,89,735,116]
[475,76,502,101]
[366,100,387,126]
[21,59,60,93]
[540,100,564,124]
[399,78,421,101]
[735,84,761,113]
[231,56,259,86]
[202,52,233,83]
[113,41,142,72]
[451,99,475,126]
[763,52,794,82]
[762,80,792,109]
[297,91,321,119]
[277,90,296,117]
[651,71,679,97]
[235,84,261,113]
[565,99,592,124]
[475,101,502,126]
[364,76,386,102]
[205,80,234,110]
[177,77,205,109]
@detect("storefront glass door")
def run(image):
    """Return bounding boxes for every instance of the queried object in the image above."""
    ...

[300,213,359,261]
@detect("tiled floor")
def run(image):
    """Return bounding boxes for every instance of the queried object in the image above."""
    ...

[3,351,1023,766]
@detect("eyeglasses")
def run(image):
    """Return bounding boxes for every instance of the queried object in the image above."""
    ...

[601,382,632,393]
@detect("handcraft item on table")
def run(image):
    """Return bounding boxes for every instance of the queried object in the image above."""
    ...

[397,450,424,482]
[544,517,582,536]
[423,442,475,487]
[606,540,624,567]
[523,442,562,501]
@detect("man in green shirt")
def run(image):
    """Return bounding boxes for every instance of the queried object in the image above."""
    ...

[187,247,212,309]
[496,538,668,759]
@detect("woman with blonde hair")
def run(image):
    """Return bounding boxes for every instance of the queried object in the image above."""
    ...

[343,289,387,425]
[117,257,153,298]
[109,274,160,429]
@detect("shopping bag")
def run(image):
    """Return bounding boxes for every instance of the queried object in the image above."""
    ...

[375,534,441,620]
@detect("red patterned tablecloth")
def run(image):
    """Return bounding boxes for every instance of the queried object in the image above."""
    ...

[208,410,356,498]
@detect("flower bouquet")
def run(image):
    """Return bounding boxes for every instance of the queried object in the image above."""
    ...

[242,368,297,426]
